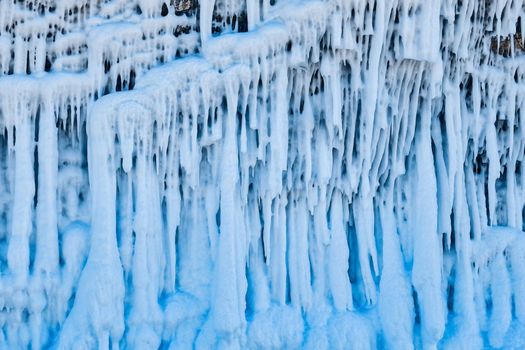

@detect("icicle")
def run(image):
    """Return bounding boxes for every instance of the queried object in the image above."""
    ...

[328,190,353,311]
[411,98,445,349]
[270,196,288,305]
[8,113,34,283]
[34,94,59,278]
[246,0,260,30]
[488,250,511,348]
[378,188,414,349]
[127,150,163,348]
[58,99,125,350]
[165,150,181,292]
[352,194,377,305]
[287,195,312,309]
[211,68,244,338]
[200,0,216,44]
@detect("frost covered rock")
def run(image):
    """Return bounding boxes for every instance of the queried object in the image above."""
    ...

[1,0,525,349]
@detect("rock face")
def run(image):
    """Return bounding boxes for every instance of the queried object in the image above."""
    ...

[0,0,525,349]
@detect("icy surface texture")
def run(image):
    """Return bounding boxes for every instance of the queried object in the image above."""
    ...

[1,0,525,349]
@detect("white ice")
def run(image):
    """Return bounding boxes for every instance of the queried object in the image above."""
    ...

[0,0,525,349]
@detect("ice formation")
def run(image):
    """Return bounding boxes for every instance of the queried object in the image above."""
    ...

[1,0,525,349]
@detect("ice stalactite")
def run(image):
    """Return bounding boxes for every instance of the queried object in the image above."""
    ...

[1,0,525,349]
[58,96,125,350]
[412,93,446,349]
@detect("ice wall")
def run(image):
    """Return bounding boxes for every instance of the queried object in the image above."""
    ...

[0,0,525,349]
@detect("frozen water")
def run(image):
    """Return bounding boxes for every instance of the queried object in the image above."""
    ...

[0,0,525,349]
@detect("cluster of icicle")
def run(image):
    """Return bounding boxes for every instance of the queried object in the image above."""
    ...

[1,0,525,349]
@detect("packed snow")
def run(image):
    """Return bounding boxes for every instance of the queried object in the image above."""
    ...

[0,0,525,349]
